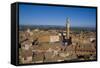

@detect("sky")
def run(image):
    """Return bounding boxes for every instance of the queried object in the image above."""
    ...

[19,4,96,28]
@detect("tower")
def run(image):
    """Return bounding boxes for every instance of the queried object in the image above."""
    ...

[66,17,70,39]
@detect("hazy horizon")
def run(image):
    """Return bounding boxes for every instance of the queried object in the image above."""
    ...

[19,24,96,28]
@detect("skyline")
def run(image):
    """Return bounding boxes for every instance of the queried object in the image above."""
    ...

[19,4,96,28]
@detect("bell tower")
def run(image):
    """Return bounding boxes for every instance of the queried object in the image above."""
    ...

[66,17,70,39]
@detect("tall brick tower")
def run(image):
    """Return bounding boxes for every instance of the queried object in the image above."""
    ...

[66,17,70,39]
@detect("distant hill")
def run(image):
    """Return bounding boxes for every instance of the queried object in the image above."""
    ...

[19,25,96,32]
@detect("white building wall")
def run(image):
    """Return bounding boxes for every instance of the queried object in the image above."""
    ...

[50,36,60,42]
